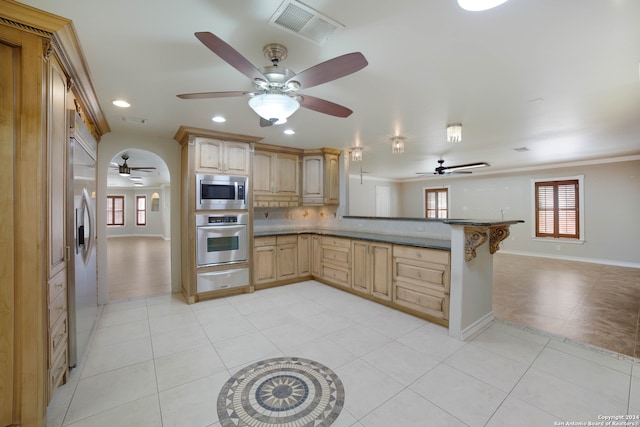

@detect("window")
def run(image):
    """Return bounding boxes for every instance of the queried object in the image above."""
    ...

[425,188,448,218]
[106,196,124,226]
[136,195,146,226]
[535,179,579,239]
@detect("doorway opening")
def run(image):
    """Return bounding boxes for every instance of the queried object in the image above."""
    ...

[106,149,171,300]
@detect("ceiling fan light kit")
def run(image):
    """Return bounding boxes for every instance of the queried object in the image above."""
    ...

[457,0,510,12]
[447,123,463,143]
[248,93,300,124]
[118,164,131,177]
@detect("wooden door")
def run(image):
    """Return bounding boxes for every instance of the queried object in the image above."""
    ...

[195,138,224,173]
[254,245,277,284]
[224,142,250,175]
[275,153,299,196]
[277,243,298,280]
[311,235,322,277]
[324,154,340,204]
[370,243,392,301]
[297,234,311,276]
[0,39,16,427]
[351,240,370,294]
[253,151,273,195]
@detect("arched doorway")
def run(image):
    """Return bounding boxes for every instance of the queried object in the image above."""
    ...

[106,149,171,300]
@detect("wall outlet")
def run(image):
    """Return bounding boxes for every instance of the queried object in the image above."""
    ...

[417,226,425,232]
[555,245,562,251]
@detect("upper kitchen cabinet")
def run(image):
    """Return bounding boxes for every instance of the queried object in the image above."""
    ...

[194,137,251,175]
[302,148,341,206]
[253,143,301,208]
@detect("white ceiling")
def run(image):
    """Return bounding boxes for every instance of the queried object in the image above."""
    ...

[19,0,640,183]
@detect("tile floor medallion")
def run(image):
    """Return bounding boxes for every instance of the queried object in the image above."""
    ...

[217,357,344,426]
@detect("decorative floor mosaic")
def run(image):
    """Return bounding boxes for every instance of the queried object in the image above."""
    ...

[217,357,345,426]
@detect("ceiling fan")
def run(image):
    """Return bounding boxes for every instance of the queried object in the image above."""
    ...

[110,154,156,176]
[417,159,490,176]
[177,32,368,127]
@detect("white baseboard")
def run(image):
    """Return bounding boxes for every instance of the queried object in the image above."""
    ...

[499,250,640,269]
[460,312,495,341]
[107,234,169,240]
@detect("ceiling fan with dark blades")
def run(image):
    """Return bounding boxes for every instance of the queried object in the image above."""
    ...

[177,31,368,126]
[417,159,490,176]
[110,154,156,175]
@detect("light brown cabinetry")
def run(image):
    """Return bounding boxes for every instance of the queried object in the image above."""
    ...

[1,2,108,424]
[311,234,322,277]
[253,149,300,207]
[297,234,311,277]
[254,235,299,287]
[392,245,451,324]
[301,149,341,205]
[351,240,392,301]
[320,236,351,288]
[194,137,251,175]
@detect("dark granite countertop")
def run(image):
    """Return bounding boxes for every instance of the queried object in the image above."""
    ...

[345,215,525,227]
[253,228,451,250]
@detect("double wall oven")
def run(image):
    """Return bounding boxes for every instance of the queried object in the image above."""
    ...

[195,174,250,293]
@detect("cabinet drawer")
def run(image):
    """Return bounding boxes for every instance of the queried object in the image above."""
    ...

[393,245,450,265]
[48,289,67,326]
[49,346,68,394]
[276,235,298,245]
[321,236,351,249]
[322,247,349,265]
[48,268,67,304]
[322,265,350,288]
[49,314,68,360]
[394,281,449,320]
[255,236,277,247]
[394,259,449,293]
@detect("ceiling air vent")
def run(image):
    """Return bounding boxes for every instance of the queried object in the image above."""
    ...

[269,0,344,45]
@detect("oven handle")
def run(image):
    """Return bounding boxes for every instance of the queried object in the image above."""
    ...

[196,224,247,232]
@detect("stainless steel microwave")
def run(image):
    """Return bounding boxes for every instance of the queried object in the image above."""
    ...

[196,174,248,210]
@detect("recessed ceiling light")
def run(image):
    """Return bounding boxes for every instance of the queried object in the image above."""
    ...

[134,182,143,186]
[457,0,510,11]
[112,99,131,108]
[284,129,295,135]
[212,115,226,123]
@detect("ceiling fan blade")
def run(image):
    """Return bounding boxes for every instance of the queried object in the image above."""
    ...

[130,167,156,170]
[445,162,490,171]
[298,95,353,118]
[286,52,368,90]
[194,32,266,82]
[177,91,249,100]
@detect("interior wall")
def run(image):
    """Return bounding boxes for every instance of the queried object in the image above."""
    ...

[400,158,640,266]
[97,134,181,304]
[348,175,403,217]
[106,187,168,238]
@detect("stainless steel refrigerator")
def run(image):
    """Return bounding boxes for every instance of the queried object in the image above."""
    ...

[67,111,98,368]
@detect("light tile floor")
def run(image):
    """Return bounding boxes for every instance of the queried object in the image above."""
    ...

[48,280,640,426]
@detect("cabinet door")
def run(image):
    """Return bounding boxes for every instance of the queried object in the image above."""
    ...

[253,151,273,195]
[298,234,311,276]
[48,56,67,278]
[370,243,392,301]
[302,155,323,202]
[224,142,250,175]
[277,243,298,280]
[275,153,299,196]
[324,153,340,205]
[195,138,224,173]
[351,240,370,294]
[254,245,277,284]
[311,235,322,277]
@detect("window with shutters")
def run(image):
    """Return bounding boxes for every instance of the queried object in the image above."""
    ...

[136,195,147,226]
[107,195,125,226]
[534,179,580,239]
[424,188,449,219]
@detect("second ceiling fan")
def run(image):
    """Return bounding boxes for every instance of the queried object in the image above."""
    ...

[417,159,490,176]
[177,32,368,127]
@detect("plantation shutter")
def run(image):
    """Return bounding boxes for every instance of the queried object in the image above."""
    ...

[535,180,579,238]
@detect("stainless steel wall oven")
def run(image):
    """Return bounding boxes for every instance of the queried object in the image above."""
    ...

[195,212,248,267]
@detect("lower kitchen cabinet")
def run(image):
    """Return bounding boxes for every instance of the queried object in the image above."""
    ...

[311,235,322,277]
[392,245,451,323]
[297,234,311,277]
[254,235,299,286]
[320,236,351,289]
[351,240,392,301]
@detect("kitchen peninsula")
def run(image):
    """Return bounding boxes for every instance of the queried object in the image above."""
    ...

[255,214,523,341]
